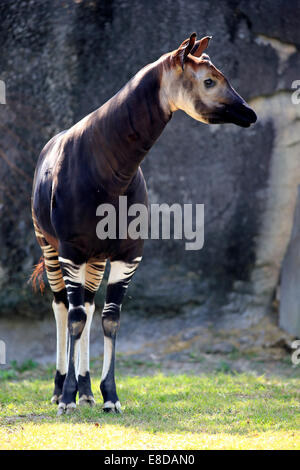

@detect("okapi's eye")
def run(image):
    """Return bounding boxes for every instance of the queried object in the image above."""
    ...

[204,78,215,88]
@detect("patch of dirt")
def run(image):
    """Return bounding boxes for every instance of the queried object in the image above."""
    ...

[0,309,298,378]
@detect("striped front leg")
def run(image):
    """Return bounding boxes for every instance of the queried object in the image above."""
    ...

[77,260,106,407]
[101,257,141,413]
[57,257,86,415]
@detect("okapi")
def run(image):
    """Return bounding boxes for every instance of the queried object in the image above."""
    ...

[31,34,257,415]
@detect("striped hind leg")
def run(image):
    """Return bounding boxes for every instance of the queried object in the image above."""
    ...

[77,260,106,407]
[45,249,69,404]
[100,256,142,413]
[32,219,68,404]
[51,290,68,404]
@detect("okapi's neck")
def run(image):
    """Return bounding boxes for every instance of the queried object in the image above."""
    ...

[85,56,172,194]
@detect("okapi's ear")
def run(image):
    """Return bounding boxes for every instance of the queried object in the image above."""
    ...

[190,36,212,57]
[174,33,197,70]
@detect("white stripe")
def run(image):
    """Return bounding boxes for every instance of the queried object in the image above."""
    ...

[108,260,139,285]
[59,259,86,285]
[78,303,95,376]
[101,336,113,381]
[103,302,119,311]
[52,301,68,375]
[58,257,74,264]
[69,303,85,311]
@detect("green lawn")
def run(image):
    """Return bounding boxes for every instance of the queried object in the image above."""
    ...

[0,361,299,450]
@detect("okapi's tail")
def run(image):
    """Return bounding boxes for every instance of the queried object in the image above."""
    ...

[29,256,45,294]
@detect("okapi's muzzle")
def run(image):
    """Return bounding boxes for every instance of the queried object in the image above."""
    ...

[222,99,257,128]
[206,99,257,128]
[218,85,257,128]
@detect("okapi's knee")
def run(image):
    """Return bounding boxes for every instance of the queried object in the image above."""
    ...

[68,306,87,339]
[102,303,120,338]
[53,288,69,309]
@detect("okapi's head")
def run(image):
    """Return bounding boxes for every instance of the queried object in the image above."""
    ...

[160,33,257,127]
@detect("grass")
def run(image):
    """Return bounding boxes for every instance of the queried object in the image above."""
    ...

[0,359,299,450]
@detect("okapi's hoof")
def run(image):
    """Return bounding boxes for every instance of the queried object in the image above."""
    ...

[79,395,95,407]
[57,402,76,416]
[103,401,122,414]
[57,403,66,416]
[51,394,62,405]
[66,403,76,415]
